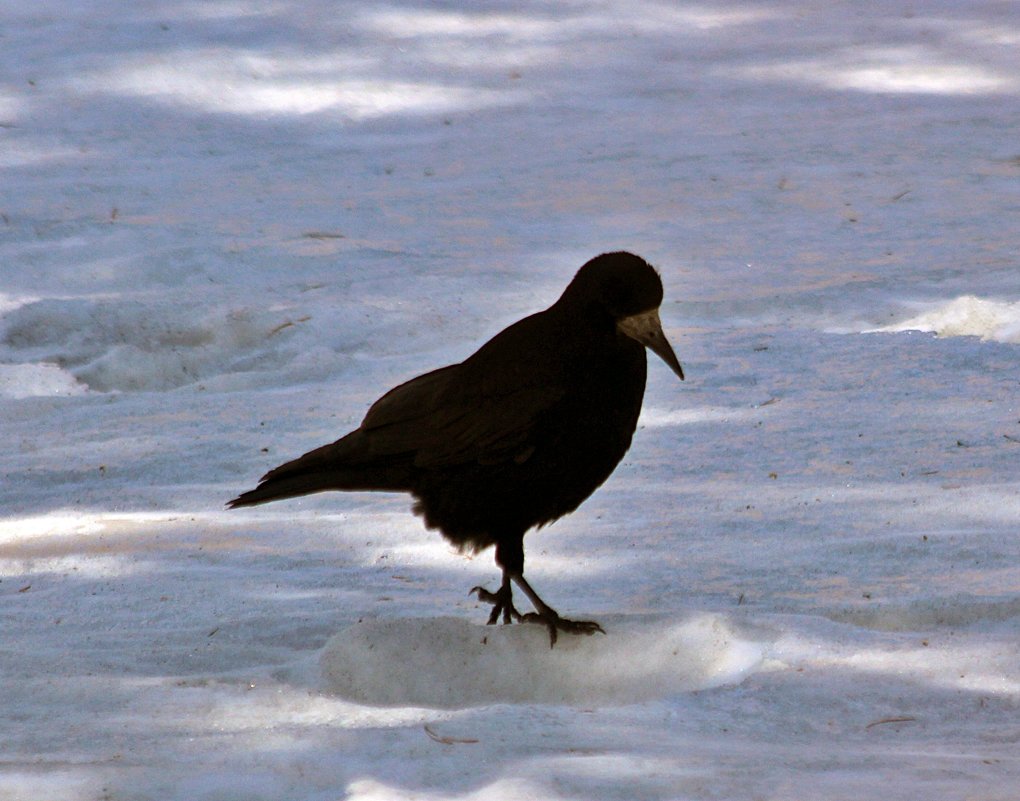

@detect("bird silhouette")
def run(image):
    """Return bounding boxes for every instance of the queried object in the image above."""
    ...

[228,251,684,645]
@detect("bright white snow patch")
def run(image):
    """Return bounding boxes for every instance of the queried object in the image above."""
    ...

[874,296,1020,342]
[80,50,528,119]
[0,362,87,398]
[359,8,563,39]
[0,293,36,316]
[639,404,767,427]
[321,614,766,708]
[0,513,104,543]
[0,88,23,120]
[727,45,1018,95]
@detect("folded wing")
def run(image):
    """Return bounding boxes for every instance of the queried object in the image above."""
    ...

[228,314,568,507]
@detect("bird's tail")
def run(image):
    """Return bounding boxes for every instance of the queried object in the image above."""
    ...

[227,474,342,508]
[226,430,413,509]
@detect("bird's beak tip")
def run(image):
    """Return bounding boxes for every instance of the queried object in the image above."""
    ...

[617,309,685,382]
[650,341,684,381]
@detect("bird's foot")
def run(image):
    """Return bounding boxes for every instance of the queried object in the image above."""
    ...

[469,585,523,625]
[471,577,605,647]
[519,610,605,648]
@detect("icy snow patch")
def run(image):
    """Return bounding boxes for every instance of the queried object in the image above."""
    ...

[0,298,297,391]
[874,296,1020,343]
[321,614,766,708]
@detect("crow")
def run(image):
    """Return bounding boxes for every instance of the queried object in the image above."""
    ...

[228,251,684,645]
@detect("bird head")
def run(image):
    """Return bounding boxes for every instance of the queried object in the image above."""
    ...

[564,252,685,380]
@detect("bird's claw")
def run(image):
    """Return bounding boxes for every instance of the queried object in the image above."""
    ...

[470,585,523,625]
[469,585,499,604]
[519,611,605,648]
[471,585,604,647]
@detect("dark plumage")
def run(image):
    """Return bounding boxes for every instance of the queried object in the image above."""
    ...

[228,252,684,644]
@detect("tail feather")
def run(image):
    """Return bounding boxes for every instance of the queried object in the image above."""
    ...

[227,429,414,509]
[228,473,351,508]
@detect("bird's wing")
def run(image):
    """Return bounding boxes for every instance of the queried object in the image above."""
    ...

[362,322,569,468]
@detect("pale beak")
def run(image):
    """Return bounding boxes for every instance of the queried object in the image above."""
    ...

[617,308,684,380]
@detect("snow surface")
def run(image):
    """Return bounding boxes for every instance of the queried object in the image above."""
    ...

[2,1,1019,799]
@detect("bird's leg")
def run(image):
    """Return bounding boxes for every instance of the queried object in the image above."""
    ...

[470,537,527,625]
[470,569,523,625]
[473,538,603,645]
[511,572,605,648]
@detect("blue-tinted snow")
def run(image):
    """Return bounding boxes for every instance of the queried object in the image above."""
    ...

[2,1,1019,799]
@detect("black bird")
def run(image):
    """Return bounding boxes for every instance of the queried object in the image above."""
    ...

[228,252,684,644]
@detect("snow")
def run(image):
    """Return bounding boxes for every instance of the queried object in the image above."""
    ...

[873,295,1020,342]
[319,613,766,707]
[2,0,1019,799]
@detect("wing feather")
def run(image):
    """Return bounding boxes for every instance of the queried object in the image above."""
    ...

[360,312,568,468]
